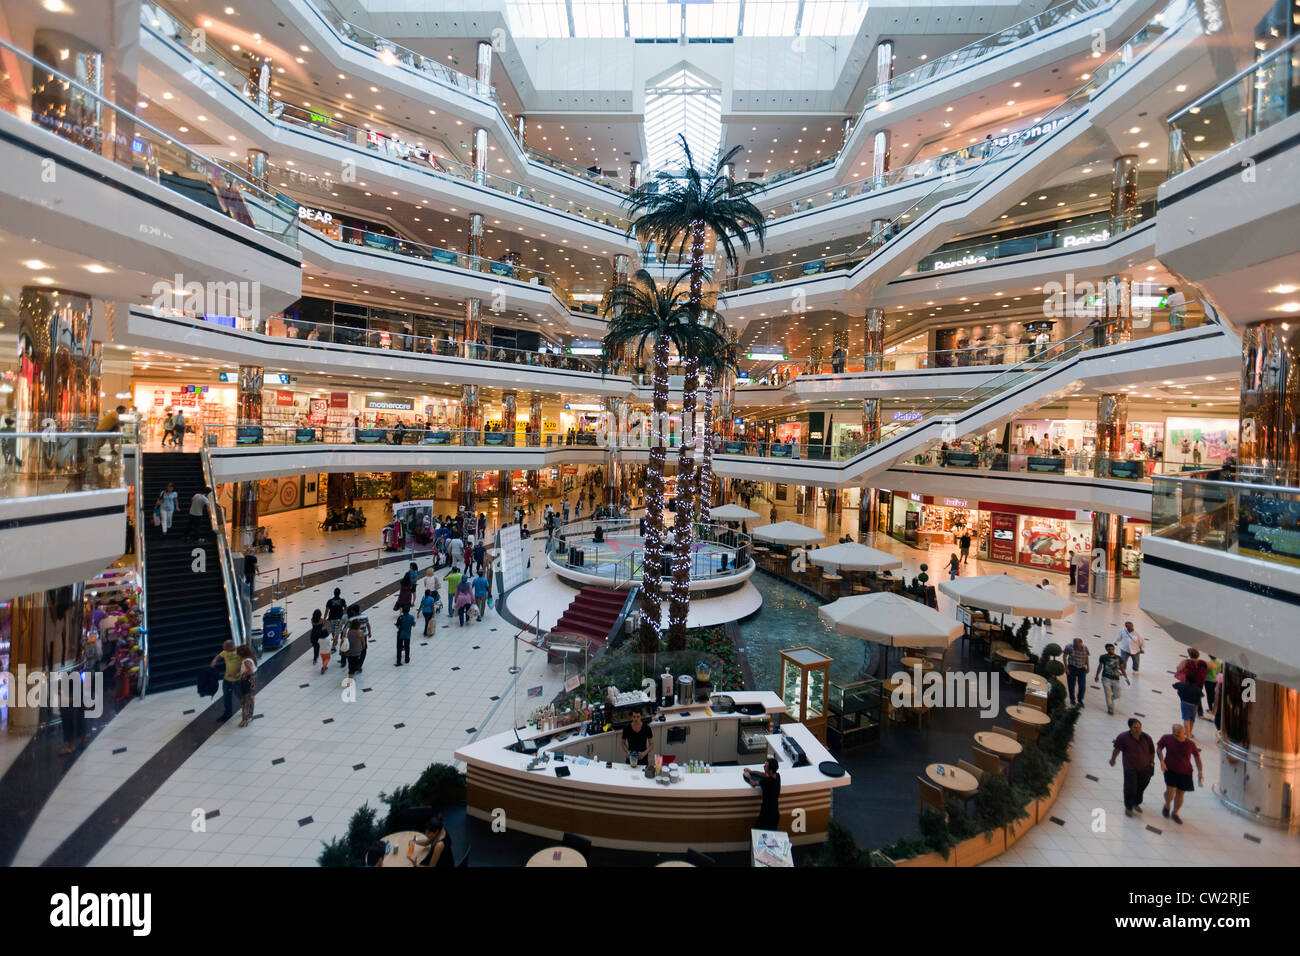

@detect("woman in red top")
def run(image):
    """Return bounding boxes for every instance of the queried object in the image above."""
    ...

[1156,723,1204,825]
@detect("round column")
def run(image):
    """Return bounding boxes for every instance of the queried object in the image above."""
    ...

[14,287,99,434]
[1091,510,1123,602]
[459,385,481,514]
[1109,155,1139,235]
[873,39,894,89]
[32,29,102,153]
[864,307,885,372]
[528,393,545,446]
[502,390,517,446]
[472,128,489,186]
[841,117,852,147]
[1102,275,1132,346]
[1239,319,1300,482]
[871,130,891,188]
[462,298,481,360]
[1217,666,1300,829]
[516,114,527,146]
[476,40,493,87]
[467,212,484,268]
[629,161,642,189]
[246,148,268,189]
[6,587,85,734]
[1094,392,1129,477]
[236,365,264,424]
[230,480,259,552]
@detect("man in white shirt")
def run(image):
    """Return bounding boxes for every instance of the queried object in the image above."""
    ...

[1116,621,1146,674]
[187,486,211,539]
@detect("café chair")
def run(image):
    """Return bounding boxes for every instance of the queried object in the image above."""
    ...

[958,759,985,783]
[972,747,1004,777]
[1010,718,1040,745]
[917,777,946,819]
[1020,693,1047,712]
[562,832,593,856]
[990,725,1019,742]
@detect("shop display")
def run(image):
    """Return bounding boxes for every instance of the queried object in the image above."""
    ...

[780,647,831,744]
[1165,416,1238,469]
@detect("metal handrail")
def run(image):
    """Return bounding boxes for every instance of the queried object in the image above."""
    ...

[1166,32,1300,123]
[200,447,249,647]
[129,446,151,697]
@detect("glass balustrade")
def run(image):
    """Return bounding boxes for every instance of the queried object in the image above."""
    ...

[1152,472,1300,567]
[1167,32,1300,174]
[0,432,126,497]
[0,35,298,249]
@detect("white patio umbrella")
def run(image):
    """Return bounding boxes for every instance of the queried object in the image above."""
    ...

[711,503,760,521]
[938,574,1076,618]
[751,521,825,546]
[818,592,964,649]
[807,541,903,572]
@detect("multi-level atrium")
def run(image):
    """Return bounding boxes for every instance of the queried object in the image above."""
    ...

[0,0,1296,925]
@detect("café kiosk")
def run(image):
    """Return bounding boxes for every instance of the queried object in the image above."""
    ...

[455,691,850,853]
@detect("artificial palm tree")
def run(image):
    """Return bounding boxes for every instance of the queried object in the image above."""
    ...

[626,134,766,647]
[602,269,727,652]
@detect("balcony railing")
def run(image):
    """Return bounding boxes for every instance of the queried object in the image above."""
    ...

[1152,472,1300,567]
[201,424,597,448]
[0,431,126,496]
[1167,32,1300,174]
[0,35,298,249]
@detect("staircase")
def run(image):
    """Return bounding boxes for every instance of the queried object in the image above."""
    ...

[552,586,629,644]
[140,452,234,693]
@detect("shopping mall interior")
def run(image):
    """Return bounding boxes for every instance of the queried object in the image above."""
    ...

[0,0,1298,883]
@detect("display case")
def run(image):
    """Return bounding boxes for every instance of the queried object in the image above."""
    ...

[779,647,832,744]
[826,678,883,751]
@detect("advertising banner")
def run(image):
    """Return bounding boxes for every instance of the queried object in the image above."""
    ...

[989,513,1018,563]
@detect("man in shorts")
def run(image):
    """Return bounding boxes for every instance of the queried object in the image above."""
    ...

[324,588,348,657]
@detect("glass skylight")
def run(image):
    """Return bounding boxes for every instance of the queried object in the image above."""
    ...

[644,67,723,173]
[505,0,868,40]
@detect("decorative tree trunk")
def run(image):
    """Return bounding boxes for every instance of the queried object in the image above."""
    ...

[666,220,710,649]
[696,363,716,526]
[638,335,670,652]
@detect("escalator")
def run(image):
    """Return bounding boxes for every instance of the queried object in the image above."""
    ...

[138,451,241,692]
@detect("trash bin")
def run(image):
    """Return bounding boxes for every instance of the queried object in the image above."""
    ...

[262,606,287,650]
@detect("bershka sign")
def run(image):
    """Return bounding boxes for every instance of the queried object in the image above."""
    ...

[49,886,151,936]
[1062,229,1110,248]
[934,254,988,270]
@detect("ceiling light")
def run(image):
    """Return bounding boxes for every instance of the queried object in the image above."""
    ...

[22,259,48,270]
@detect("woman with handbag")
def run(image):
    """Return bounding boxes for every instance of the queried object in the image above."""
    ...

[235,644,258,728]
[156,482,178,534]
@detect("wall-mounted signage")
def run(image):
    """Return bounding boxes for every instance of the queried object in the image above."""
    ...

[367,398,413,411]
[1062,229,1110,248]
[297,205,334,224]
[892,411,923,422]
[933,254,988,270]
[330,392,350,409]
[944,498,969,508]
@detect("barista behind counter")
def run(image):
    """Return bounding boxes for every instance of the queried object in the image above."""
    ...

[621,711,654,766]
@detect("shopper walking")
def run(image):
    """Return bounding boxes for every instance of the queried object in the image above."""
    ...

[1093,642,1130,715]
[1204,655,1222,716]
[1172,676,1202,740]
[324,588,348,655]
[343,617,367,681]
[395,566,415,615]
[419,589,439,637]
[1109,718,1156,817]
[947,553,960,581]
[445,568,462,618]
[210,639,242,721]
[309,609,330,670]
[156,482,178,534]
[472,570,490,622]
[1157,723,1204,825]
[1116,621,1146,674]
[394,608,415,666]
[235,644,257,727]
[1183,648,1209,717]
[243,551,257,597]
[473,540,487,575]
[959,530,971,565]
[172,408,186,449]
[454,577,473,626]
[1063,638,1090,707]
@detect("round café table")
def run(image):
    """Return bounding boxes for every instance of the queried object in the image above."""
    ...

[1006,704,1051,725]
[994,647,1032,664]
[379,831,424,867]
[974,731,1024,757]
[925,763,979,795]
[655,860,695,867]
[527,846,588,867]
[1007,670,1049,690]
[899,656,935,671]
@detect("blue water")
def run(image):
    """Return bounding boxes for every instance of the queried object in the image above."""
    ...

[741,573,876,692]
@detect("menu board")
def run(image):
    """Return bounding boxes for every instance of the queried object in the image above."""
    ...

[989,513,1018,563]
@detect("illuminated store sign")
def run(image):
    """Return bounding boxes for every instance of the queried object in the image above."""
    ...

[934,254,988,270]
[297,205,334,224]
[367,398,413,411]
[1062,229,1110,248]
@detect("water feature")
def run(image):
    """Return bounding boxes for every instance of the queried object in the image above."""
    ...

[741,572,877,692]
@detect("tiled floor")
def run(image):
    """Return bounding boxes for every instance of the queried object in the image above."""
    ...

[9,490,1298,866]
